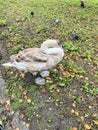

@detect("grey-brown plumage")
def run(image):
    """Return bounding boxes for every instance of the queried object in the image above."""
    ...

[2,39,64,75]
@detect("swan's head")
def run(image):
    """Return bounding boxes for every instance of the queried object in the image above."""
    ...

[41,39,63,50]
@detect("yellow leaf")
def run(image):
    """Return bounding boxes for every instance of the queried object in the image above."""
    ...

[10,71,13,74]
[71,109,79,116]
[27,99,31,103]
[71,109,74,113]
[85,77,89,80]
[26,123,30,128]
[59,77,62,80]
[88,106,92,109]
[6,100,10,105]
[93,120,98,125]
[0,120,3,125]
[20,73,25,78]
[85,114,89,118]
[84,124,91,130]
[74,111,79,116]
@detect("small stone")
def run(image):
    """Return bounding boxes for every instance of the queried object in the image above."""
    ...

[40,71,50,78]
[35,77,45,85]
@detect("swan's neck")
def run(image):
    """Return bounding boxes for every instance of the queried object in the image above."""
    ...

[41,39,59,50]
[40,39,64,58]
[42,48,64,58]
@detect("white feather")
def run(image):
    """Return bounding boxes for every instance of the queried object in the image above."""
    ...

[2,61,28,70]
[2,63,14,67]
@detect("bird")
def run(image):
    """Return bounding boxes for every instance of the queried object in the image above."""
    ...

[31,11,34,16]
[72,34,79,40]
[54,19,61,24]
[81,0,85,8]
[2,39,64,76]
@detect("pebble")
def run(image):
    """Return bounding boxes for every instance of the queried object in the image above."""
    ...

[40,71,50,78]
[35,77,45,85]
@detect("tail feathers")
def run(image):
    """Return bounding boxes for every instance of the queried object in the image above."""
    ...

[2,62,14,67]
[2,61,28,70]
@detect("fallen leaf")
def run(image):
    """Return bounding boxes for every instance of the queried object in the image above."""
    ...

[93,120,98,125]
[11,93,15,99]
[20,73,25,78]
[27,99,31,103]
[6,105,11,111]
[6,89,9,93]
[96,37,98,40]
[19,113,25,119]
[72,127,77,130]
[41,88,47,93]
[6,100,10,105]
[62,71,74,77]
[80,116,85,121]
[88,106,92,109]
[19,86,23,91]
[55,101,59,106]
[71,109,79,116]
[24,95,27,99]
[19,99,23,103]
[56,88,60,92]
[84,124,91,130]
[26,123,30,128]
[74,111,79,116]
[72,103,76,108]
[15,128,20,130]
[0,120,3,125]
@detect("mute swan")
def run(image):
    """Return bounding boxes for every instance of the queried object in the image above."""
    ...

[2,39,64,76]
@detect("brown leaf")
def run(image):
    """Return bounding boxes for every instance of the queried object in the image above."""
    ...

[72,103,76,108]
[41,88,47,93]
[19,99,23,103]
[11,93,15,99]
[6,105,11,111]
[80,116,85,121]
[15,128,20,130]
[72,127,78,130]
[19,113,25,119]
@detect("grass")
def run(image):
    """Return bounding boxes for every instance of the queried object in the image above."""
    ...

[0,19,7,26]
[0,0,98,129]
